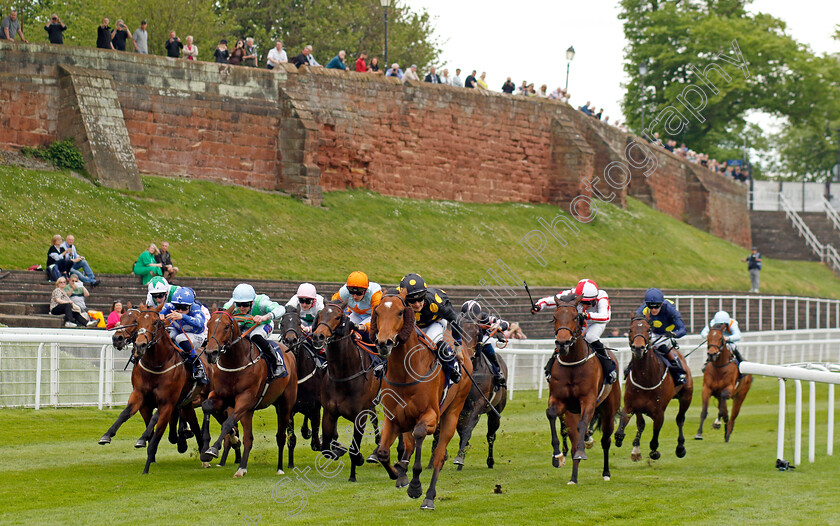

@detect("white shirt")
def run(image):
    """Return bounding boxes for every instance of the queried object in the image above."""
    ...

[286,294,325,328]
[267,47,288,65]
[402,68,420,83]
[450,75,462,87]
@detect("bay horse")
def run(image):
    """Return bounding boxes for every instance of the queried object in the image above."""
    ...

[98,305,204,473]
[280,306,324,468]
[546,295,620,485]
[452,315,507,470]
[615,315,693,461]
[695,325,753,442]
[371,292,473,510]
[311,301,381,482]
[200,309,298,477]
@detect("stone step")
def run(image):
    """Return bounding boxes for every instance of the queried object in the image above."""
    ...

[0,313,64,328]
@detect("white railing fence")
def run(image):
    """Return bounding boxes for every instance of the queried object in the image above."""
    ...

[779,194,840,272]
[822,197,840,232]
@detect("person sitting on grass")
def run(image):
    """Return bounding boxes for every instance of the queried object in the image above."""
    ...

[133,243,163,285]
[51,277,91,328]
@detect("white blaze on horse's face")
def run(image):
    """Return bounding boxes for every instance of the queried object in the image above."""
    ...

[384,301,392,309]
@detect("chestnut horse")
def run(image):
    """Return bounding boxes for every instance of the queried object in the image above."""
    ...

[695,325,753,442]
[200,309,297,477]
[98,305,204,473]
[615,315,693,461]
[280,306,324,468]
[311,302,381,482]
[371,292,473,510]
[546,295,621,485]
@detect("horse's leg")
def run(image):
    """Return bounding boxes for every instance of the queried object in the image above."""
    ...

[168,409,180,445]
[714,389,731,430]
[276,403,290,475]
[675,390,691,458]
[566,410,584,485]
[546,397,566,468]
[408,417,433,500]
[321,409,344,459]
[422,409,458,510]
[375,418,400,481]
[648,409,664,460]
[137,410,159,449]
[454,403,482,470]
[143,403,174,474]
[486,406,501,469]
[286,415,296,470]
[348,413,368,482]
[99,390,144,444]
[726,376,753,442]
[182,406,203,454]
[615,408,631,448]
[301,414,312,440]
[365,406,382,463]
[234,411,254,478]
[695,383,712,439]
[310,405,322,452]
[200,397,227,461]
[426,427,441,470]
[395,432,415,488]
[631,413,645,461]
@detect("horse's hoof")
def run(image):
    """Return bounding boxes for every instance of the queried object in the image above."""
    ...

[312,441,322,452]
[301,428,312,440]
[205,447,219,459]
[457,464,464,471]
[348,475,356,482]
[573,450,587,461]
[614,435,624,448]
[183,428,194,439]
[487,458,494,469]
[567,480,577,485]
[713,421,721,430]
[453,456,464,466]
[135,439,147,449]
[202,462,211,469]
[396,475,409,488]
[366,452,379,464]
[676,446,687,458]
[177,440,188,454]
[98,435,111,445]
[407,480,423,499]
[420,498,435,510]
[725,435,731,443]
[694,434,703,440]
[603,475,611,481]
[631,452,641,462]
[650,450,661,460]
[584,437,594,449]
[233,468,247,478]
[277,469,285,475]
[553,453,565,468]
[229,434,241,447]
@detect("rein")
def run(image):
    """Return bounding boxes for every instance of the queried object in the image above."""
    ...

[628,366,669,391]
[384,359,439,387]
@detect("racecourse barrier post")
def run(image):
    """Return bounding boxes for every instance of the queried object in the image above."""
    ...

[34,342,44,410]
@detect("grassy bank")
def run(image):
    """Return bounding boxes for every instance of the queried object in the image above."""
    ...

[1,166,838,297]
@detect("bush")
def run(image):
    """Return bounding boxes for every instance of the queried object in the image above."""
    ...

[21,138,85,171]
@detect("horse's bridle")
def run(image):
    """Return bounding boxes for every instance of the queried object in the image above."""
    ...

[554,305,584,350]
[206,310,237,356]
[313,304,353,347]
[135,314,165,350]
[706,326,727,360]
[630,317,651,354]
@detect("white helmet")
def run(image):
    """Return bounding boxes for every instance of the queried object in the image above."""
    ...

[148,276,170,294]
[232,283,256,303]
[711,311,731,326]
[296,282,317,299]
[574,279,599,301]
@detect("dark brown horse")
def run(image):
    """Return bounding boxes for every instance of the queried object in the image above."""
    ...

[99,305,204,473]
[695,326,753,442]
[452,315,507,470]
[311,302,381,482]
[546,295,621,485]
[371,292,473,510]
[615,315,693,461]
[280,306,324,468]
[200,309,297,477]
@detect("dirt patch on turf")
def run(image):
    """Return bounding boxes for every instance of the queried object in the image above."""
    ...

[0,148,56,172]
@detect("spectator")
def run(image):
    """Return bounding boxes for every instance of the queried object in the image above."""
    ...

[580,101,593,116]
[132,20,148,53]
[464,70,478,89]
[51,277,89,328]
[502,78,516,94]
[440,68,451,84]
[526,83,536,96]
[214,39,229,63]
[183,35,198,60]
[110,19,132,51]
[44,14,66,44]
[133,243,163,285]
[476,72,488,90]
[157,241,179,280]
[243,37,257,67]
[46,234,73,281]
[652,131,663,146]
[402,64,420,83]
[65,274,90,312]
[60,235,99,286]
[228,40,245,65]
[266,41,287,69]
[424,66,441,84]
[538,84,548,98]
[548,86,562,99]
[304,45,321,67]
[1,9,27,42]
[450,68,462,87]
[664,139,674,152]
[291,45,310,68]
[326,50,347,70]
[96,18,114,50]
[744,246,762,293]
[164,31,183,58]
[385,63,403,79]
[595,108,603,120]
[355,51,368,72]
[369,56,381,72]
[106,300,126,330]
[516,81,527,95]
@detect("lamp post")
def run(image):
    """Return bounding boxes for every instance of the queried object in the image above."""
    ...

[381,0,391,68]
[638,60,648,136]
[565,46,575,91]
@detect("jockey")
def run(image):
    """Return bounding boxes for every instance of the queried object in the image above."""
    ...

[700,310,745,366]
[532,278,617,385]
[159,286,208,384]
[223,283,287,380]
[635,287,688,385]
[332,271,383,337]
[286,282,325,331]
[145,276,178,307]
[460,300,508,387]
[399,273,462,384]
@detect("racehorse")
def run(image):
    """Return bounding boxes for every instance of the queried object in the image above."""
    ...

[695,325,753,442]
[111,308,140,351]
[370,291,473,510]
[311,301,381,482]
[99,305,204,473]
[452,314,507,470]
[546,294,620,485]
[615,315,693,461]
[200,309,298,477]
[280,306,324,468]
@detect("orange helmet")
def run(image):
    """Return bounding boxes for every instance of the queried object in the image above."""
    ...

[346,271,369,289]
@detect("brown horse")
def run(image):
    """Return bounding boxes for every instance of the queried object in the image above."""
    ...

[99,305,204,473]
[200,309,298,477]
[311,302,381,482]
[695,326,753,442]
[111,308,140,351]
[546,295,621,485]
[615,315,693,461]
[371,292,473,510]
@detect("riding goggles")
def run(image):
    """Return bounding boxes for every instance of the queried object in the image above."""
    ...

[646,302,662,309]
[299,297,314,305]
[173,303,191,311]
[406,293,425,304]
[347,287,367,296]
[235,301,253,309]
[151,292,167,300]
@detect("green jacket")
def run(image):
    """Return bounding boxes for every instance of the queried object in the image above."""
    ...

[223,294,285,329]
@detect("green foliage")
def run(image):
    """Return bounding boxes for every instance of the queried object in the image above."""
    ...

[20,138,85,171]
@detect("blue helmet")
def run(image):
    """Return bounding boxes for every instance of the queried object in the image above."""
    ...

[644,288,665,305]
[171,287,195,309]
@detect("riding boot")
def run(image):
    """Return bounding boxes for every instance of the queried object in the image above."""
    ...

[315,350,328,370]
[669,357,687,386]
[436,341,461,384]
[190,354,209,385]
[623,362,631,380]
[545,355,556,382]
[590,339,616,385]
[252,335,287,380]
[731,347,745,364]
[373,356,386,379]
[481,343,506,387]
